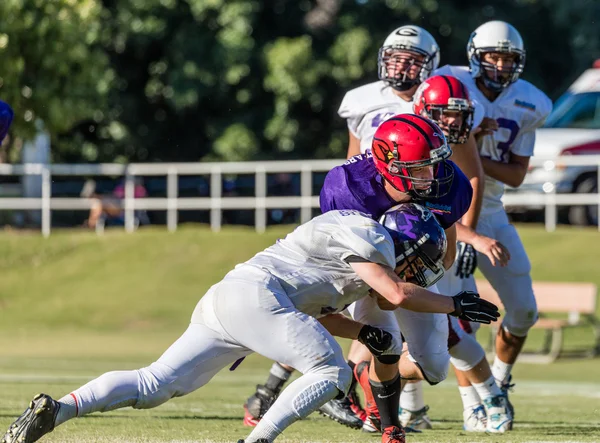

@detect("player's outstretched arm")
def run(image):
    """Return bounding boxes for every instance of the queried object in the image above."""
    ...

[350,261,455,312]
[351,261,500,324]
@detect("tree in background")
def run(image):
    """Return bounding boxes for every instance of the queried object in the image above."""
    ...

[0,0,113,162]
[0,0,596,163]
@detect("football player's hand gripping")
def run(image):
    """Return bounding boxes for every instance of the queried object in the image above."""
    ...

[450,291,500,324]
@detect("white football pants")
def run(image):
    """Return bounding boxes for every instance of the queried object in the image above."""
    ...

[66,265,355,440]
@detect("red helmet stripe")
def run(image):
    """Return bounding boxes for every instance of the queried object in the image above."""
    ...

[389,116,435,150]
[440,75,454,97]
[458,79,468,98]
[413,113,446,140]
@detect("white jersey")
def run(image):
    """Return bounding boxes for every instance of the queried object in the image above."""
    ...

[338,81,413,154]
[239,210,395,318]
[435,65,552,215]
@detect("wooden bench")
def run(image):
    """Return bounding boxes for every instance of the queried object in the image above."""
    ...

[475,279,600,364]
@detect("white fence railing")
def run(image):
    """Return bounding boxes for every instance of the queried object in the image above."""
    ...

[0,156,598,236]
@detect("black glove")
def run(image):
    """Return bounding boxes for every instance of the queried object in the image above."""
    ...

[455,241,477,279]
[358,325,393,356]
[450,291,500,324]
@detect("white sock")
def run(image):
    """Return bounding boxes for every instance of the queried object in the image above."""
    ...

[246,374,339,442]
[55,370,139,427]
[472,376,502,401]
[55,394,78,426]
[491,357,513,385]
[458,385,481,410]
[400,380,425,411]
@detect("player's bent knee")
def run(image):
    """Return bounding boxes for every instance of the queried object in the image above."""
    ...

[503,292,538,337]
[503,309,538,337]
[449,334,486,371]
[421,366,448,385]
[415,353,449,385]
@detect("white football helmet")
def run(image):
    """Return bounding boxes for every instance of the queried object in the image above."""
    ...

[378,25,440,91]
[467,21,526,92]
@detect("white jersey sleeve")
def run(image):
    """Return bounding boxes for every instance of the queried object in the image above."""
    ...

[338,89,363,138]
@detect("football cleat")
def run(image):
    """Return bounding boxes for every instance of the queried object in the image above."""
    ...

[382,425,406,443]
[236,440,269,443]
[2,393,60,443]
[318,396,363,429]
[463,404,487,432]
[484,395,512,433]
[243,384,278,427]
[498,375,515,423]
[347,388,367,422]
[398,405,432,430]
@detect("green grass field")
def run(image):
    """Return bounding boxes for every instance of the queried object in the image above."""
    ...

[1,224,600,442]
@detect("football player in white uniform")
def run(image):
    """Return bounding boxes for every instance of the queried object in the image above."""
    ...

[434,20,553,432]
[2,205,500,443]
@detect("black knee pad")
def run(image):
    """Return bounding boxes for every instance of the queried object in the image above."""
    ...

[376,354,400,364]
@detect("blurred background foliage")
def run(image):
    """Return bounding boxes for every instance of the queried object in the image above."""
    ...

[0,0,597,163]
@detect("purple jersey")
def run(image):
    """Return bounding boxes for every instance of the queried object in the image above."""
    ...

[320,153,472,229]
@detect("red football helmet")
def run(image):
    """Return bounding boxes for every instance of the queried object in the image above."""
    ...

[371,114,453,198]
[413,75,474,144]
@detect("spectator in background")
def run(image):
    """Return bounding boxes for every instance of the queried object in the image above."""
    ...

[84,177,149,229]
